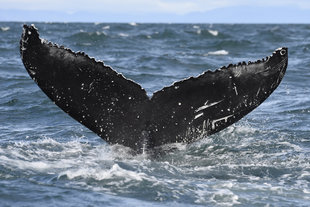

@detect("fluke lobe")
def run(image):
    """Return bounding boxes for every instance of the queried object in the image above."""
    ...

[20,25,288,153]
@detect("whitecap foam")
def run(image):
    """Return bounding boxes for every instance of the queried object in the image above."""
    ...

[102,25,110,30]
[0,136,155,185]
[194,182,241,206]
[205,50,229,56]
[208,29,219,36]
[233,125,258,134]
[119,33,129,37]
[95,31,107,36]
[1,27,10,31]
[210,189,240,206]
[278,141,303,152]
[192,25,201,34]
[303,189,310,194]
[0,138,90,172]
[60,163,149,183]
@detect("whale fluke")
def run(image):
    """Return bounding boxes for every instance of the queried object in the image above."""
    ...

[20,25,288,153]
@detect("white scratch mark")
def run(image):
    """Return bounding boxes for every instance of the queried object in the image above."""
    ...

[194,112,204,119]
[88,81,95,93]
[256,87,261,97]
[195,100,223,112]
[234,68,242,77]
[233,86,238,96]
[211,115,234,130]
[202,120,207,134]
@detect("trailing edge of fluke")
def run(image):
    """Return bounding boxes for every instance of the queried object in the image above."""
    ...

[20,24,288,153]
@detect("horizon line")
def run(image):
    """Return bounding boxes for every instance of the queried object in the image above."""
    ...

[1,20,309,25]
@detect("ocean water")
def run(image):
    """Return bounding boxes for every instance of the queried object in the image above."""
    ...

[0,22,310,206]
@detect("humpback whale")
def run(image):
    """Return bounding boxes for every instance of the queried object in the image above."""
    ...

[20,25,288,153]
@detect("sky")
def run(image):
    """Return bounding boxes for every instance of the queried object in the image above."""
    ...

[0,0,310,23]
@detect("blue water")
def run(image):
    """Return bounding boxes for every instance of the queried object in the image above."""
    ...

[1,22,310,206]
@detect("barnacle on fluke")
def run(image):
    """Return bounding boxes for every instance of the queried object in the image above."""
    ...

[20,24,288,153]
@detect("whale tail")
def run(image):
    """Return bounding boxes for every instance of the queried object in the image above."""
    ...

[20,25,288,153]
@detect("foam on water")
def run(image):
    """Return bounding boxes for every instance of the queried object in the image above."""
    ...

[118,33,129,37]
[102,25,110,30]
[208,29,219,36]
[205,50,229,56]
[0,27,10,32]
[0,127,309,206]
[129,22,138,26]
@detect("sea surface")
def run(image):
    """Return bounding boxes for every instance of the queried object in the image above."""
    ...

[0,22,310,206]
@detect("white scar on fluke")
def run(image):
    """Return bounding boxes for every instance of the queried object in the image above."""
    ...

[194,112,204,120]
[211,114,234,130]
[195,100,224,113]
[233,85,239,95]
